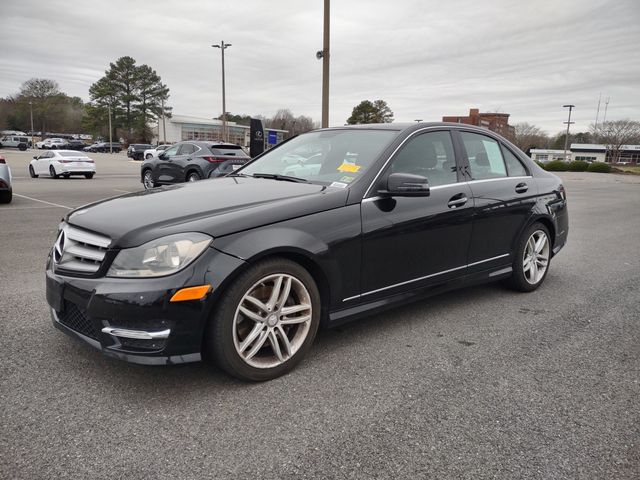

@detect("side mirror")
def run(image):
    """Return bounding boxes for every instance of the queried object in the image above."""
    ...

[381,172,430,197]
[33,155,38,159]
[158,153,167,160]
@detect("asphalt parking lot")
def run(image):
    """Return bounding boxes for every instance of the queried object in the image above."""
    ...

[1,148,638,479]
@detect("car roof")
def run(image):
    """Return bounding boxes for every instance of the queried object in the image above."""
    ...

[56,150,88,155]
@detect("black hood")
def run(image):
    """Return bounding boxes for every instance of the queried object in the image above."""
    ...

[66,177,348,248]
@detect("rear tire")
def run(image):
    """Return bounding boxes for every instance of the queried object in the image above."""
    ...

[85,173,94,179]
[207,258,321,381]
[49,165,59,179]
[507,222,551,292]
[29,165,38,178]
[186,171,201,182]
[145,153,152,159]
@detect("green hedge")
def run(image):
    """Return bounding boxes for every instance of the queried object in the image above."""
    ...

[587,162,612,173]
[568,160,589,172]
[544,160,569,171]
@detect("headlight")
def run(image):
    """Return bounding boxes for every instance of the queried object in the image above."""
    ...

[107,233,212,278]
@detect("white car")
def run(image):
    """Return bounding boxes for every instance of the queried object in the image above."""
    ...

[0,155,12,203]
[36,138,67,149]
[143,144,171,160]
[29,150,96,179]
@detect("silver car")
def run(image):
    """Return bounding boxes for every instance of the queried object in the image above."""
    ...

[0,155,12,203]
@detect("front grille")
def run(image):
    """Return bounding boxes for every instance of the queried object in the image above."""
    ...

[53,224,111,274]
[58,302,100,340]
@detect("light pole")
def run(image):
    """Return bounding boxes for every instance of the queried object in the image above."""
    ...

[321,0,330,128]
[29,101,34,149]
[212,40,231,142]
[563,104,575,161]
[108,103,113,154]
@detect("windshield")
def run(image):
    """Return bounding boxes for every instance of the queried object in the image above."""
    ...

[239,129,398,185]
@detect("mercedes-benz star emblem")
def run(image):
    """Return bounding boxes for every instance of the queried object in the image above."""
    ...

[53,230,66,264]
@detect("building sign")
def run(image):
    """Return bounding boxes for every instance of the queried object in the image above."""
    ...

[268,131,278,145]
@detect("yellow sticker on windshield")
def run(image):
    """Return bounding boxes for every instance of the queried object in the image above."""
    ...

[337,163,361,173]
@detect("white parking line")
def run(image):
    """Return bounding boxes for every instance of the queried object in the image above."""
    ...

[113,189,133,194]
[13,193,72,210]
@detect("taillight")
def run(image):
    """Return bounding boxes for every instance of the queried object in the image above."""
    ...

[0,156,5,164]
[202,156,228,163]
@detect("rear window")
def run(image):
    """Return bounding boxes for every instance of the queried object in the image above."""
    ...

[209,145,248,156]
[60,151,88,157]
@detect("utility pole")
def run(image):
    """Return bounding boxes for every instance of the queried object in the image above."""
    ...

[594,93,602,132]
[29,101,34,149]
[563,104,575,161]
[602,97,610,124]
[321,0,330,128]
[161,97,166,144]
[212,40,232,142]
[108,103,113,154]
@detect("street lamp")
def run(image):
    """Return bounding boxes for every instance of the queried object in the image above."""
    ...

[28,101,34,149]
[212,40,231,142]
[563,104,575,161]
[108,103,113,154]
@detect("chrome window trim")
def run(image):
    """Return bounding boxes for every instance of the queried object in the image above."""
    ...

[342,253,510,302]
[466,175,532,185]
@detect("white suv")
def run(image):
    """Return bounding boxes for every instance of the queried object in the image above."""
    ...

[0,135,30,151]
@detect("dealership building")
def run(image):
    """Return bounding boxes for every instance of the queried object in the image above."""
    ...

[152,114,287,148]
[530,144,640,164]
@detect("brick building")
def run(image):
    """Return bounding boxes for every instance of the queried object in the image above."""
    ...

[442,108,515,138]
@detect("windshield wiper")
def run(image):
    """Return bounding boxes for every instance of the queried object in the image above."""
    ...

[250,173,309,183]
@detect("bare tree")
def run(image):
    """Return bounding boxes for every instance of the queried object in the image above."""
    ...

[512,122,550,153]
[591,120,640,163]
[265,109,315,139]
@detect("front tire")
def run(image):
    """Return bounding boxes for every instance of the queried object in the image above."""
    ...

[207,258,321,381]
[142,169,156,189]
[49,165,59,179]
[507,222,551,292]
[84,173,94,179]
[29,165,38,178]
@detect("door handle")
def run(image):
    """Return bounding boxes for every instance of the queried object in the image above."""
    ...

[515,182,528,194]
[447,194,468,209]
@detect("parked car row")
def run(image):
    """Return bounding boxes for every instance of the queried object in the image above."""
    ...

[83,142,122,153]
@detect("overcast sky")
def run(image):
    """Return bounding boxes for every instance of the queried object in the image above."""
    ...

[1,0,639,134]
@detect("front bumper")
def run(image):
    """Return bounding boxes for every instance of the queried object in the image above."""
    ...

[46,247,246,365]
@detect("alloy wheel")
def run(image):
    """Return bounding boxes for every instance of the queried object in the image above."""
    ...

[143,171,154,189]
[233,273,312,369]
[523,229,549,284]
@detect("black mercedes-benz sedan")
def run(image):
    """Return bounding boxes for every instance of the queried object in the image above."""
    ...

[46,123,568,381]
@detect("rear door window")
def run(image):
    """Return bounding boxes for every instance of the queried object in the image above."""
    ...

[501,146,529,177]
[460,132,507,180]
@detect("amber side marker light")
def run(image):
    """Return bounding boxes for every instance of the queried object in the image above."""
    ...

[170,285,212,302]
